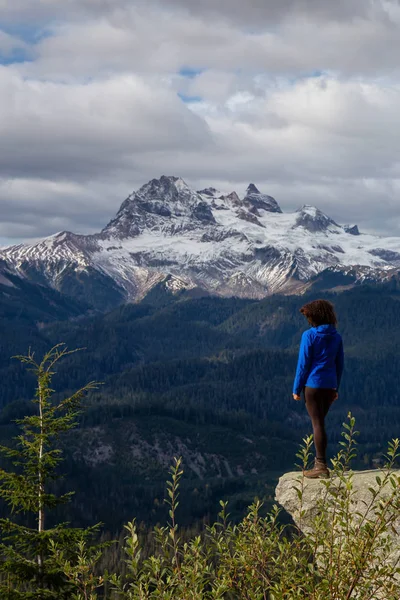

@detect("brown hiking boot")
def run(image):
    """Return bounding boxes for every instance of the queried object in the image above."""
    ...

[304,458,330,479]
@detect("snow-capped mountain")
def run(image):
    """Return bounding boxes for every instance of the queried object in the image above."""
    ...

[2,175,400,310]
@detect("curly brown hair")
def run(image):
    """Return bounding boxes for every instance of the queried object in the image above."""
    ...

[300,299,337,327]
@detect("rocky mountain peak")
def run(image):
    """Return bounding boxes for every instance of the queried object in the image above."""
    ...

[102,176,215,239]
[197,187,221,198]
[139,175,192,202]
[2,174,400,310]
[243,184,282,214]
[246,183,261,195]
[294,205,339,233]
[344,224,360,236]
[225,191,241,207]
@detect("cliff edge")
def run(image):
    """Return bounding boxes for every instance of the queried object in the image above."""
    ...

[275,469,400,574]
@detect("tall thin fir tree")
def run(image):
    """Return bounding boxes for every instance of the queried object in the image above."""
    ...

[0,344,103,599]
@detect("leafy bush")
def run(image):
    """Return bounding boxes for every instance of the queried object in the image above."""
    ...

[108,425,400,599]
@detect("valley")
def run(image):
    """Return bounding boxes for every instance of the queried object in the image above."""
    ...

[0,277,399,530]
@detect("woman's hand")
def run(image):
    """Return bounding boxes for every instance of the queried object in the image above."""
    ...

[293,394,302,401]
[333,391,339,401]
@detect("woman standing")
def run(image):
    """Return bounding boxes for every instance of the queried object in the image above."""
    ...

[293,300,344,479]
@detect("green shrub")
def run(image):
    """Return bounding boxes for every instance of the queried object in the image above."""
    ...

[108,416,400,599]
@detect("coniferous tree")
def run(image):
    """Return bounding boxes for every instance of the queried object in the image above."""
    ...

[0,345,102,599]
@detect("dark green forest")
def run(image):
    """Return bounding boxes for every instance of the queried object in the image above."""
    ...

[1,274,400,532]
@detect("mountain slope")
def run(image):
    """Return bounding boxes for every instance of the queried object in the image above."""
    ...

[1,176,400,309]
[0,265,89,325]
[1,284,400,529]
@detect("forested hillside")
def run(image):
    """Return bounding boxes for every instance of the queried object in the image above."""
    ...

[1,277,400,530]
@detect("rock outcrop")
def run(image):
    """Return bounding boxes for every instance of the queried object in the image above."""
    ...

[275,469,400,580]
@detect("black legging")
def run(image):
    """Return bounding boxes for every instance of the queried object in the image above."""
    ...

[305,387,336,462]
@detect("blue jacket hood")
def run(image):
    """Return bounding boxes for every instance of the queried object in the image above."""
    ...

[314,325,337,336]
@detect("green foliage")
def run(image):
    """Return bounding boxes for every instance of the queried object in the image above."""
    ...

[0,346,102,598]
[106,415,400,599]
[49,537,108,600]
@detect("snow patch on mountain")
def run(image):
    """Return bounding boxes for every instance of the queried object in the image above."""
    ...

[1,175,400,307]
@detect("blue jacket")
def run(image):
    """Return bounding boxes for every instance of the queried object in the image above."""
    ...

[293,325,344,395]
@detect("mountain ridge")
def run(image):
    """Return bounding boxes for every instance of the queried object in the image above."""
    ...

[1,175,400,310]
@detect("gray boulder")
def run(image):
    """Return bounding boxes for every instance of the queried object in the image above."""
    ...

[275,469,400,597]
[276,470,400,530]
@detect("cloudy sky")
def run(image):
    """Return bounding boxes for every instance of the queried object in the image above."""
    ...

[1,0,400,245]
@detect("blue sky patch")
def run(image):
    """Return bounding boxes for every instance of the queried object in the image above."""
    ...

[179,67,204,79]
[178,92,202,103]
[0,47,33,66]
[0,24,51,65]
[0,23,50,45]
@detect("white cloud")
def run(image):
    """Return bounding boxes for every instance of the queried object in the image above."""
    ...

[1,0,400,241]
[16,4,400,80]
[153,0,381,27]
[0,66,210,182]
[0,177,129,240]
[0,0,135,24]
[0,0,381,27]
[187,70,238,103]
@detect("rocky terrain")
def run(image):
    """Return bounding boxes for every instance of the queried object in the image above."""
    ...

[1,175,400,310]
[276,469,400,598]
